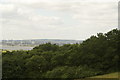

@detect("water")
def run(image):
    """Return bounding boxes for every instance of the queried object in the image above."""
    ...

[0,45,33,50]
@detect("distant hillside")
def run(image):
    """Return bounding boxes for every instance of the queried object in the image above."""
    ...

[1,39,83,46]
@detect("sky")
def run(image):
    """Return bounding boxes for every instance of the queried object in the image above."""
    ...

[0,0,119,40]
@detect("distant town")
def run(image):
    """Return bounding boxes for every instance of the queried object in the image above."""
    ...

[0,39,83,46]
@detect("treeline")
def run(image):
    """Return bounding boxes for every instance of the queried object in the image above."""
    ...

[2,29,120,79]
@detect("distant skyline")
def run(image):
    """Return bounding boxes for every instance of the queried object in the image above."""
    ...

[0,0,118,40]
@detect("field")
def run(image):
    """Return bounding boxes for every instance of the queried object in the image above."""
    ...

[90,72,120,78]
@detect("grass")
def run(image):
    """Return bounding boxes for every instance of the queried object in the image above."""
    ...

[90,72,120,78]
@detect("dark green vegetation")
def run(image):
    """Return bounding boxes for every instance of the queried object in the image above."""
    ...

[2,29,120,79]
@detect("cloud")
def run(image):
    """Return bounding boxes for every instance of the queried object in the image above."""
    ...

[72,2,118,19]
[0,2,63,26]
[0,0,118,40]
[0,4,16,14]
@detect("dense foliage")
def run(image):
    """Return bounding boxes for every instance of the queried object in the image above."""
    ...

[2,29,120,79]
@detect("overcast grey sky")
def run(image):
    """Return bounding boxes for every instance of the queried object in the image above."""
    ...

[0,0,118,40]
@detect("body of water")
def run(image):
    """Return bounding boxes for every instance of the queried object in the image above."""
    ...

[0,45,33,50]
